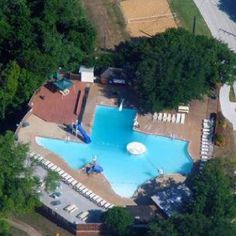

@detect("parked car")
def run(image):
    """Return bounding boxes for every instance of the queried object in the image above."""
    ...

[51,200,61,206]
[50,192,62,199]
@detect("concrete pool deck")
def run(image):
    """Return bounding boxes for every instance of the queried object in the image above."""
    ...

[17,83,218,205]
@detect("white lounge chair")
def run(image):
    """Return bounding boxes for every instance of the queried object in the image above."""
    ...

[67,177,74,184]
[59,170,65,175]
[78,185,86,191]
[82,188,89,194]
[47,163,54,169]
[75,183,82,189]
[100,200,107,207]
[64,204,78,213]
[171,114,176,123]
[166,114,171,122]
[95,197,103,204]
[176,113,181,123]
[50,165,57,171]
[43,160,50,166]
[64,175,72,181]
[163,113,167,122]
[55,167,61,172]
[92,195,99,201]
[71,180,78,186]
[70,206,78,213]
[180,113,185,124]
[33,154,40,160]
[201,155,208,160]
[38,156,44,162]
[153,112,158,120]
[158,113,163,121]
[104,203,111,209]
[201,138,208,141]
[85,190,92,197]
[108,204,114,208]
[77,211,89,221]
[64,204,75,212]
[201,152,208,156]
[61,173,68,178]
[29,152,36,158]
[89,193,96,199]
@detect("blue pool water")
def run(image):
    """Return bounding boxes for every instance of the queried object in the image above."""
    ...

[36,105,193,197]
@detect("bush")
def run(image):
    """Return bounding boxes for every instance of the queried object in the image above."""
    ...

[215,133,225,147]
[44,171,60,193]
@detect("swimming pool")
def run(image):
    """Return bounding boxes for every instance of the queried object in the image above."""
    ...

[36,105,193,198]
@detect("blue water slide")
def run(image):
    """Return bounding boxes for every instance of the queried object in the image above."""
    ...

[76,123,91,143]
[92,164,103,173]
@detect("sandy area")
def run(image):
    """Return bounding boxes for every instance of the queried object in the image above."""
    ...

[120,0,177,37]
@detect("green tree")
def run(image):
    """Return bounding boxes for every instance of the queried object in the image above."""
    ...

[189,159,236,220]
[103,207,133,236]
[148,218,177,236]
[44,170,60,193]
[146,159,236,236]
[115,28,236,112]
[0,219,9,236]
[0,131,40,234]
[0,0,95,121]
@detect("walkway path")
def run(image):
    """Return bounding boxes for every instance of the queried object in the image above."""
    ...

[193,0,236,51]
[6,219,42,236]
[193,0,236,130]
[219,84,236,130]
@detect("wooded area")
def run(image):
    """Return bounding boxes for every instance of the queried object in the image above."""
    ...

[0,0,95,120]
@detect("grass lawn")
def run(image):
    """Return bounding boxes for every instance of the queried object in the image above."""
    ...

[15,211,73,236]
[229,86,236,102]
[168,0,211,37]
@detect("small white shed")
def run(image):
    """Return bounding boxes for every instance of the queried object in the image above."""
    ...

[79,66,95,83]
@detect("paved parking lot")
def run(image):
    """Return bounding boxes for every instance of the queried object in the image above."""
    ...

[35,167,104,224]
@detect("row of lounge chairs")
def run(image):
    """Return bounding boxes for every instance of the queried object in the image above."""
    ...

[199,119,214,170]
[30,152,114,210]
[152,112,185,124]
[64,204,78,213]
[64,205,89,221]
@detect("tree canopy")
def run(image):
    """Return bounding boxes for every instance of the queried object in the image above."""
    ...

[0,131,40,234]
[0,0,95,119]
[103,207,133,236]
[147,159,236,236]
[115,28,236,112]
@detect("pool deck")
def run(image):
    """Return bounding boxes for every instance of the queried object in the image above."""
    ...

[17,82,218,206]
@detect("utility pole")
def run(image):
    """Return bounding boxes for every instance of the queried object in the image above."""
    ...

[192,16,196,34]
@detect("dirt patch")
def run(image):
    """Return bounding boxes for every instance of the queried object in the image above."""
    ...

[120,0,177,37]
[82,0,128,49]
